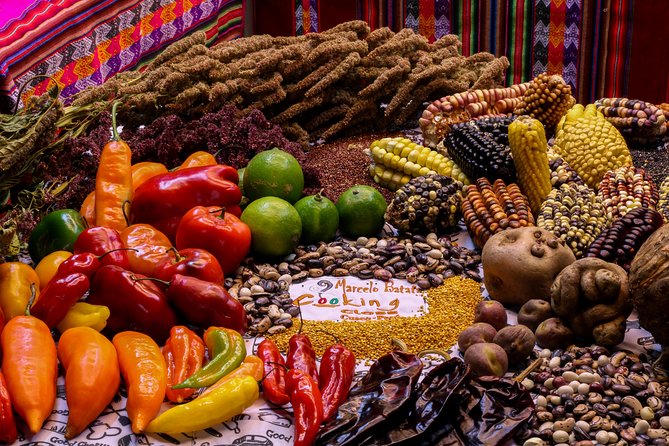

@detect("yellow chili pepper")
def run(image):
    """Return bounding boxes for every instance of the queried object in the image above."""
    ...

[199,355,263,398]
[177,151,217,170]
[34,251,72,290]
[0,262,40,320]
[132,162,168,191]
[79,191,96,227]
[57,302,110,333]
[144,375,258,434]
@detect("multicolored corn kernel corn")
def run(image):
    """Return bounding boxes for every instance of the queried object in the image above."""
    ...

[367,137,470,191]
[656,176,669,222]
[584,207,664,271]
[508,116,552,214]
[419,83,530,147]
[537,183,611,258]
[513,73,576,129]
[443,115,517,184]
[594,97,667,142]
[547,151,585,188]
[385,174,463,234]
[461,177,535,248]
[552,103,633,189]
[596,166,659,221]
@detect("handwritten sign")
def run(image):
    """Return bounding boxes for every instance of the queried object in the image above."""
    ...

[289,276,426,321]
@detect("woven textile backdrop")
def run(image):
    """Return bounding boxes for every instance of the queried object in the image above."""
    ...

[253,0,669,104]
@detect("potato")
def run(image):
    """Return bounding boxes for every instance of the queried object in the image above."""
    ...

[493,325,536,364]
[457,322,497,353]
[518,299,556,331]
[535,317,573,349]
[482,227,576,306]
[473,300,508,330]
[463,342,509,377]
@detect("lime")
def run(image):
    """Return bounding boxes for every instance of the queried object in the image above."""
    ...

[336,185,387,237]
[294,191,339,244]
[243,148,304,203]
[241,197,302,258]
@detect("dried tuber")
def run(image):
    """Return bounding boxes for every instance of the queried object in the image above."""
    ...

[535,317,573,349]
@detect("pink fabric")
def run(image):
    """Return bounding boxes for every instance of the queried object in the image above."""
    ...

[0,0,40,31]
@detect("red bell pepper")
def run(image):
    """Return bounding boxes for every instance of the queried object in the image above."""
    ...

[73,227,130,269]
[0,370,17,445]
[153,248,225,285]
[286,369,324,446]
[257,338,290,406]
[319,343,356,421]
[130,165,242,241]
[287,333,319,385]
[87,265,177,343]
[30,273,90,329]
[147,274,247,334]
[175,206,251,275]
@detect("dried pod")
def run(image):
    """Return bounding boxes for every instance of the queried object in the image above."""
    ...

[513,73,576,129]
[596,166,659,221]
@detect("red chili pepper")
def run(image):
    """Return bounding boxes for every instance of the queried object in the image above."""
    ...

[0,370,17,444]
[153,248,225,285]
[145,275,247,334]
[287,333,319,384]
[319,343,356,421]
[87,265,177,343]
[286,369,324,446]
[130,165,242,241]
[30,273,90,329]
[163,326,205,403]
[73,227,130,269]
[175,206,251,275]
[257,338,290,406]
[53,252,100,279]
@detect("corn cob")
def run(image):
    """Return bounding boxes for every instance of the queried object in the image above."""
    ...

[367,137,469,191]
[594,97,667,142]
[584,207,664,271]
[508,116,552,214]
[656,176,669,222]
[443,115,516,183]
[419,83,530,147]
[385,174,463,234]
[461,177,535,248]
[596,166,659,221]
[513,73,576,130]
[547,150,585,188]
[552,103,633,189]
[537,183,611,258]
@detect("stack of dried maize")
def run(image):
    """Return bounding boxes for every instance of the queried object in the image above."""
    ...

[508,116,552,214]
[461,178,534,248]
[596,166,659,221]
[367,137,469,191]
[443,115,516,184]
[552,103,633,189]
[513,73,576,129]
[594,97,667,142]
[419,83,530,147]
[657,176,669,222]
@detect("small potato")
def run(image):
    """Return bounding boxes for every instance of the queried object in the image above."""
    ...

[518,299,556,332]
[464,342,509,377]
[457,322,497,353]
[493,325,536,364]
[474,300,508,330]
[535,317,573,350]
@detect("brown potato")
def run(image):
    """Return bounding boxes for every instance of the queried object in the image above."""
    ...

[493,325,536,364]
[518,299,556,332]
[474,300,508,330]
[463,342,509,377]
[535,317,573,349]
[457,322,497,353]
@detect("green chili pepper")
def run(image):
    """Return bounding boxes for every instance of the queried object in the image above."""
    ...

[28,209,87,264]
[172,327,245,389]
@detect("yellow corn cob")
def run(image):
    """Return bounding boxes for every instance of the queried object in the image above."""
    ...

[368,138,470,190]
[508,116,552,214]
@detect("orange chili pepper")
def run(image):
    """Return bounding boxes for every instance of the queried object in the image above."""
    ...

[163,326,205,403]
[132,162,168,191]
[1,289,57,434]
[58,327,120,439]
[113,331,166,433]
[177,151,217,170]
[80,191,96,227]
[0,262,40,320]
[0,370,17,444]
[95,101,133,231]
[199,355,263,398]
[120,224,173,276]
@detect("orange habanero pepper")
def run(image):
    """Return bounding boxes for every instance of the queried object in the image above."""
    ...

[79,191,96,227]
[1,290,57,434]
[177,151,217,170]
[58,326,120,439]
[120,224,173,276]
[0,262,40,320]
[199,355,263,398]
[163,326,205,403]
[113,331,167,433]
[132,162,168,191]
[95,101,132,231]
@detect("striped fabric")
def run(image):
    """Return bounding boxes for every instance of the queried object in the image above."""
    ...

[0,0,244,107]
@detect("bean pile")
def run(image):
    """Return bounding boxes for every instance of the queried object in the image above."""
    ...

[518,346,669,446]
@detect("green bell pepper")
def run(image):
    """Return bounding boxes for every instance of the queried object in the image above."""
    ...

[28,209,87,264]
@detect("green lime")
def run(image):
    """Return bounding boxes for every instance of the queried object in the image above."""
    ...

[336,185,387,237]
[294,191,339,244]
[243,148,304,203]
[241,197,302,258]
